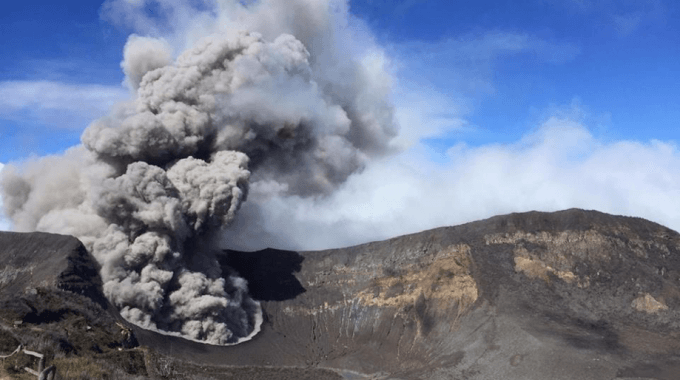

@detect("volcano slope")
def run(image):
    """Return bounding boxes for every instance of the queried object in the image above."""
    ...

[0,232,145,379]
[3,209,680,379]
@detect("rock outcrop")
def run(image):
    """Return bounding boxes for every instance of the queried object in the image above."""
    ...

[2,209,680,379]
[0,232,144,379]
[0,232,105,307]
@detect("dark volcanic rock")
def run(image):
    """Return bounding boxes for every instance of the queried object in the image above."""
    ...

[0,232,106,308]
[0,232,144,378]
[134,209,680,380]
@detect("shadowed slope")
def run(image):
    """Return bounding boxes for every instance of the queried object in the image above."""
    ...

[0,232,146,378]
[0,232,105,306]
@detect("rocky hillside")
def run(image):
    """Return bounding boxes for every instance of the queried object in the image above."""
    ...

[2,209,680,379]
[0,232,149,379]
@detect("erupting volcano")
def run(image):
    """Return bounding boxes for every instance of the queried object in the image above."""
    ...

[0,0,396,345]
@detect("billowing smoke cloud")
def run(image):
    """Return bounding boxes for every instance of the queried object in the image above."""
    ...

[121,35,173,91]
[0,0,396,344]
[10,0,677,348]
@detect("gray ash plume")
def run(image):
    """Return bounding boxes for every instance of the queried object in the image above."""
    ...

[0,0,396,344]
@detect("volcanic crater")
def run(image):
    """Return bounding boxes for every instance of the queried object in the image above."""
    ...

[2,208,680,379]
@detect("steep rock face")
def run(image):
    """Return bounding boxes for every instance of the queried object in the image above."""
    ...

[0,232,145,378]
[135,209,680,380]
[0,232,105,307]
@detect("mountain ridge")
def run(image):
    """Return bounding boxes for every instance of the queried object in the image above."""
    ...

[2,208,680,379]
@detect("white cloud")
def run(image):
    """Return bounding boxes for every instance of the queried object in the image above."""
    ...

[0,81,128,130]
[383,30,580,149]
[223,114,680,251]
[0,163,9,231]
[391,80,471,148]
[400,31,580,65]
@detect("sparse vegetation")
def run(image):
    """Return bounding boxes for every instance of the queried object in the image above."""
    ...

[51,354,146,380]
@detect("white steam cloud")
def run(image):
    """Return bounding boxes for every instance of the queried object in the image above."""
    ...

[0,0,396,344]
[221,116,680,251]
[0,163,9,231]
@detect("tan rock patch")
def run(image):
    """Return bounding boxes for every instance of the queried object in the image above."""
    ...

[513,256,578,285]
[357,244,478,310]
[485,230,624,288]
[631,293,668,314]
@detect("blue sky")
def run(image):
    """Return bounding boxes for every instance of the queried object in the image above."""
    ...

[361,0,679,147]
[1,0,128,160]
[1,0,679,245]
[1,0,677,162]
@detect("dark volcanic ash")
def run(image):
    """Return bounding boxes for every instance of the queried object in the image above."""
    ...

[0,0,397,345]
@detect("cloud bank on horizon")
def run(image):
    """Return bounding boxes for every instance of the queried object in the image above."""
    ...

[1,0,679,342]
[0,164,8,231]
